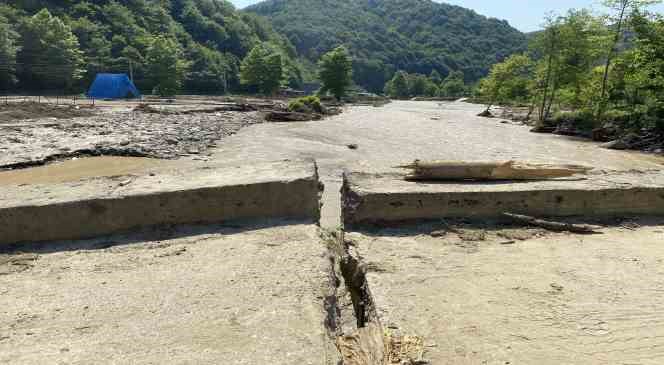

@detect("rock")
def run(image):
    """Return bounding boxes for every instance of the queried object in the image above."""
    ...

[347,144,359,150]
[477,109,493,118]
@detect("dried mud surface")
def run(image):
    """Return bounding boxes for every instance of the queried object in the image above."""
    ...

[347,219,664,364]
[0,223,337,365]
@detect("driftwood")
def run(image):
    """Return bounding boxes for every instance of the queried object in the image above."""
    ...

[265,111,322,122]
[397,160,592,181]
[503,213,600,234]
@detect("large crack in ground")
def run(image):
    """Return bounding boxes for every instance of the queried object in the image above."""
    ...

[322,229,428,365]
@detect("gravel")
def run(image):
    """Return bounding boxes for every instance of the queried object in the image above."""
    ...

[0,110,263,168]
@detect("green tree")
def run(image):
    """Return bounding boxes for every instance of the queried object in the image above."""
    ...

[240,43,284,95]
[597,0,662,117]
[439,71,467,97]
[146,35,188,96]
[555,10,610,110]
[408,74,429,96]
[318,46,353,100]
[531,14,563,121]
[0,15,20,90]
[18,9,85,90]
[429,69,443,85]
[384,70,410,98]
[478,54,534,111]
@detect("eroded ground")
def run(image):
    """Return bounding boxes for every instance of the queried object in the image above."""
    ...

[347,219,664,364]
[0,223,338,365]
[2,100,664,364]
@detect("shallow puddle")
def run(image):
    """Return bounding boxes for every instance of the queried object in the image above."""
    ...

[0,156,169,185]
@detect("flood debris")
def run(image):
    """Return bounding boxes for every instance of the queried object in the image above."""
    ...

[397,160,592,181]
[265,110,323,122]
[503,212,601,234]
[0,109,262,168]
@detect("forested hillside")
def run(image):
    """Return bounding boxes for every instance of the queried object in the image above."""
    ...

[247,0,528,92]
[0,0,300,93]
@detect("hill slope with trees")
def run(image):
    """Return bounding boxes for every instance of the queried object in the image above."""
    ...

[0,0,300,94]
[246,0,528,92]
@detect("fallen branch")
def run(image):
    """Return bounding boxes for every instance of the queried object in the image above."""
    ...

[503,213,600,234]
[397,160,592,181]
[265,111,322,122]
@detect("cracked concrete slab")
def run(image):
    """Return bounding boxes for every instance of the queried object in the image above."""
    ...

[347,221,664,364]
[342,170,664,226]
[0,160,321,245]
[0,223,339,365]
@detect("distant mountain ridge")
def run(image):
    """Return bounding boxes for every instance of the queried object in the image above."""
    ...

[246,0,528,92]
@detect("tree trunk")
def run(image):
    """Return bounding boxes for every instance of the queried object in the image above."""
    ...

[539,26,558,122]
[397,160,592,181]
[598,2,628,118]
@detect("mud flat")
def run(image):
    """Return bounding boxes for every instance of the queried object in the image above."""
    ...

[0,223,340,365]
[345,221,664,364]
[0,160,321,245]
[342,170,664,226]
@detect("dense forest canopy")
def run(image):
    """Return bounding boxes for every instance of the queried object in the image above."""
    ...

[247,0,528,92]
[0,0,300,93]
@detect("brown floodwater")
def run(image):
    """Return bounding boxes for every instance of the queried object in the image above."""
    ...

[0,156,170,185]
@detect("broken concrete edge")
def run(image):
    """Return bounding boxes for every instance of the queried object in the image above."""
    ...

[0,160,323,246]
[320,229,426,365]
[320,229,386,365]
[341,171,664,228]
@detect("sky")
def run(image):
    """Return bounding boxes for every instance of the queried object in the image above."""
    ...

[229,0,664,32]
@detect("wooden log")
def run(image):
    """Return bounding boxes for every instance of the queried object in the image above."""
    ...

[397,160,591,181]
[503,212,600,234]
[265,111,322,122]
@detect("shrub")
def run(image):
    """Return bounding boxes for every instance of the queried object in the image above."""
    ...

[288,96,323,113]
[551,110,596,131]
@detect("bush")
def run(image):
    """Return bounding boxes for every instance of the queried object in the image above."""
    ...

[551,110,596,131]
[288,96,323,113]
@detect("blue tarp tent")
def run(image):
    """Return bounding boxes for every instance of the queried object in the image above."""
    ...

[87,73,141,99]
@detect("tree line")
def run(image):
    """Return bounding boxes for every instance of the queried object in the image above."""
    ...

[477,0,664,134]
[0,0,300,96]
[383,70,468,99]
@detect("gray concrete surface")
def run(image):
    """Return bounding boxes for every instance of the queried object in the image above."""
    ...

[0,223,339,365]
[342,170,664,225]
[346,220,664,364]
[204,100,664,227]
[0,160,321,245]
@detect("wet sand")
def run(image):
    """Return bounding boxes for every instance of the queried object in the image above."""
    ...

[0,156,171,185]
